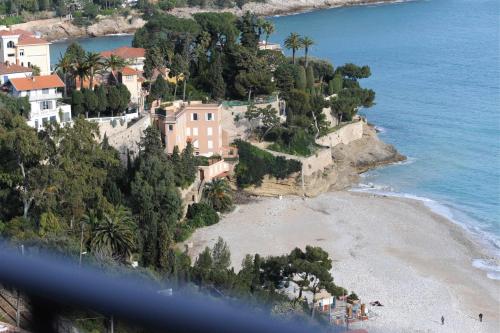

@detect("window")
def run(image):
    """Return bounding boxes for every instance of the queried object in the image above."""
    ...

[207,127,213,136]
[7,41,14,48]
[19,49,24,56]
[62,112,71,122]
[186,127,191,136]
[206,112,214,121]
[42,88,49,95]
[126,75,133,80]
[40,101,51,110]
[168,124,174,131]
[193,140,199,148]
[207,140,213,149]
[34,120,39,129]
[50,116,57,123]
[27,62,31,67]
[7,53,14,57]
[192,113,198,121]
[192,127,198,136]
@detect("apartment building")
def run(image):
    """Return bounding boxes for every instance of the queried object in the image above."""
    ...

[153,101,228,157]
[9,74,72,130]
[0,29,51,75]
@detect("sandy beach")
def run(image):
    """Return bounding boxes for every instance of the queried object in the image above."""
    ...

[186,191,500,332]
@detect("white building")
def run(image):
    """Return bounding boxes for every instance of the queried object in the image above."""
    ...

[0,62,32,85]
[0,29,51,75]
[9,74,72,130]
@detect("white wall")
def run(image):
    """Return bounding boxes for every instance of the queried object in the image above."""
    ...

[0,71,32,85]
[315,121,364,148]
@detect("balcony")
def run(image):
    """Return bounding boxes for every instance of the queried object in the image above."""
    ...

[27,92,62,102]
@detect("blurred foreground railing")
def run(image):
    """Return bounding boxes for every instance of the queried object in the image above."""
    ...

[0,247,348,333]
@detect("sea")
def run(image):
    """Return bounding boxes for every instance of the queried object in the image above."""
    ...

[49,0,500,279]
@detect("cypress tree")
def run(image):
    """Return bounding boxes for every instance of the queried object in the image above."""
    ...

[306,65,314,90]
[71,90,85,117]
[295,66,307,91]
[82,88,98,117]
[181,142,197,186]
[107,86,120,116]
[117,84,131,113]
[329,74,343,95]
[95,85,108,116]
[209,53,225,100]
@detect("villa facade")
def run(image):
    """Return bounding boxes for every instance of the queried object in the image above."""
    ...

[9,74,71,130]
[153,101,228,157]
[0,29,51,75]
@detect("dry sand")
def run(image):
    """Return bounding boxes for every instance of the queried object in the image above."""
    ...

[186,191,500,333]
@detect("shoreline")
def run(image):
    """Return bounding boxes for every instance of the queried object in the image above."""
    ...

[185,190,500,332]
[14,0,412,41]
[350,184,500,280]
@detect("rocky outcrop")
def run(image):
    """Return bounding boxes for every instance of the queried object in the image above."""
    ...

[15,0,400,40]
[241,122,405,197]
[16,15,145,41]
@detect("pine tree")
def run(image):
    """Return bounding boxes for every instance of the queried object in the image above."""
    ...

[150,75,169,102]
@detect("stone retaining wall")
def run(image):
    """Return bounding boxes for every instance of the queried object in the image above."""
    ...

[316,120,364,148]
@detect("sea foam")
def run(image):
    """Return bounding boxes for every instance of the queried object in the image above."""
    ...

[350,185,500,280]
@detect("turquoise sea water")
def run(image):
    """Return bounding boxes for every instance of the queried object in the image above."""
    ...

[49,0,500,277]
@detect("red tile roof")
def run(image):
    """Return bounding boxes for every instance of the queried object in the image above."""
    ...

[100,46,145,59]
[121,66,139,75]
[10,74,64,91]
[17,35,49,45]
[0,29,32,36]
[0,63,33,75]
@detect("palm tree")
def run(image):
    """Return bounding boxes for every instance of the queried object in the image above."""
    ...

[54,53,74,98]
[202,178,233,213]
[284,32,302,65]
[84,52,102,89]
[74,56,90,90]
[104,54,127,72]
[301,36,314,68]
[262,21,275,48]
[91,206,135,262]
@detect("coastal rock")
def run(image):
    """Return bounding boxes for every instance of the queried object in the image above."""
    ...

[243,122,405,198]
[13,15,145,41]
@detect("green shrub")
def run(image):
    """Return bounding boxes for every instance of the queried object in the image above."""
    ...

[234,140,302,188]
[187,203,219,227]
[174,224,193,242]
[268,129,316,156]
[0,16,24,26]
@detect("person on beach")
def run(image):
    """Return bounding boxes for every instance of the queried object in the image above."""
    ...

[441,316,445,325]
[479,313,483,322]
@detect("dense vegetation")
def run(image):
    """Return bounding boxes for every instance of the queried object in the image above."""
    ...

[234,139,302,187]
[133,11,276,102]
[54,42,135,117]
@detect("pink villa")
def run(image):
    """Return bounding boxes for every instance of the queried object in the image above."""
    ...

[152,100,236,181]
[153,101,228,156]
